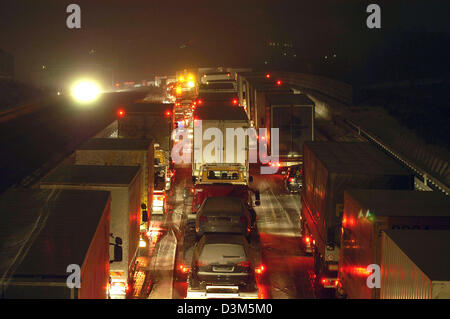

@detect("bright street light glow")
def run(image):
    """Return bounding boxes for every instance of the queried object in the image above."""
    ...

[71,81,101,102]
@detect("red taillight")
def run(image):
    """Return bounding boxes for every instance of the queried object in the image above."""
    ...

[289,177,294,182]
[117,109,125,117]
[227,73,231,77]
[232,98,238,105]
[265,73,271,79]
[199,216,208,222]
[276,80,282,86]
[197,99,203,105]
[178,264,190,273]
[304,236,311,244]
[165,110,171,117]
[190,188,194,193]
[255,265,265,275]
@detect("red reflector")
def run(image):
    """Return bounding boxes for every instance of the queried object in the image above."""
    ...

[237,261,251,267]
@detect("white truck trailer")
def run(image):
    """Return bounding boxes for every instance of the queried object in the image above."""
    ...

[40,164,142,299]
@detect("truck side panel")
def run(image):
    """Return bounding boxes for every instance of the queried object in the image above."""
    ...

[79,198,111,299]
[381,232,432,299]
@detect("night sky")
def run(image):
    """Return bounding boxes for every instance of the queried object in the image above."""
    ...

[1,0,448,83]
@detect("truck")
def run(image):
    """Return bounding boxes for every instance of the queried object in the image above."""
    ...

[262,93,315,169]
[381,230,450,299]
[301,142,414,290]
[338,190,450,299]
[0,189,116,299]
[40,164,142,299]
[116,102,172,154]
[192,105,249,179]
[75,138,154,225]
[243,79,293,128]
[116,102,173,212]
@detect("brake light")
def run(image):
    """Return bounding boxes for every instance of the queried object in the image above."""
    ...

[289,177,294,182]
[255,265,265,274]
[276,80,282,86]
[197,99,203,105]
[265,73,271,79]
[178,264,191,273]
[165,110,171,117]
[227,73,231,77]
[232,98,238,105]
[117,109,125,117]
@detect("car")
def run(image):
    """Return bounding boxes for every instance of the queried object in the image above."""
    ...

[284,165,302,193]
[189,234,257,291]
[195,196,255,238]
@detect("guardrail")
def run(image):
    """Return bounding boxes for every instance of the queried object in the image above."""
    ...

[345,119,449,196]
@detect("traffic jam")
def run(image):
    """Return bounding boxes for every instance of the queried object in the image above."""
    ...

[2,64,449,301]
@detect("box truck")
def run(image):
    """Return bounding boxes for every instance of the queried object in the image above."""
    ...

[40,164,142,298]
[116,102,172,154]
[75,138,154,223]
[192,106,249,181]
[245,80,292,129]
[262,94,314,168]
[301,142,414,289]
[381,230,450,299]
[0,189,114,299]
[339,190,450,298]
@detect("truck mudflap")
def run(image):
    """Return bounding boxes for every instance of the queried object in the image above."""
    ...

[186,285,258,299]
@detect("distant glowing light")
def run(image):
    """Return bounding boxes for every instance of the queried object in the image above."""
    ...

[72,81,101,102]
